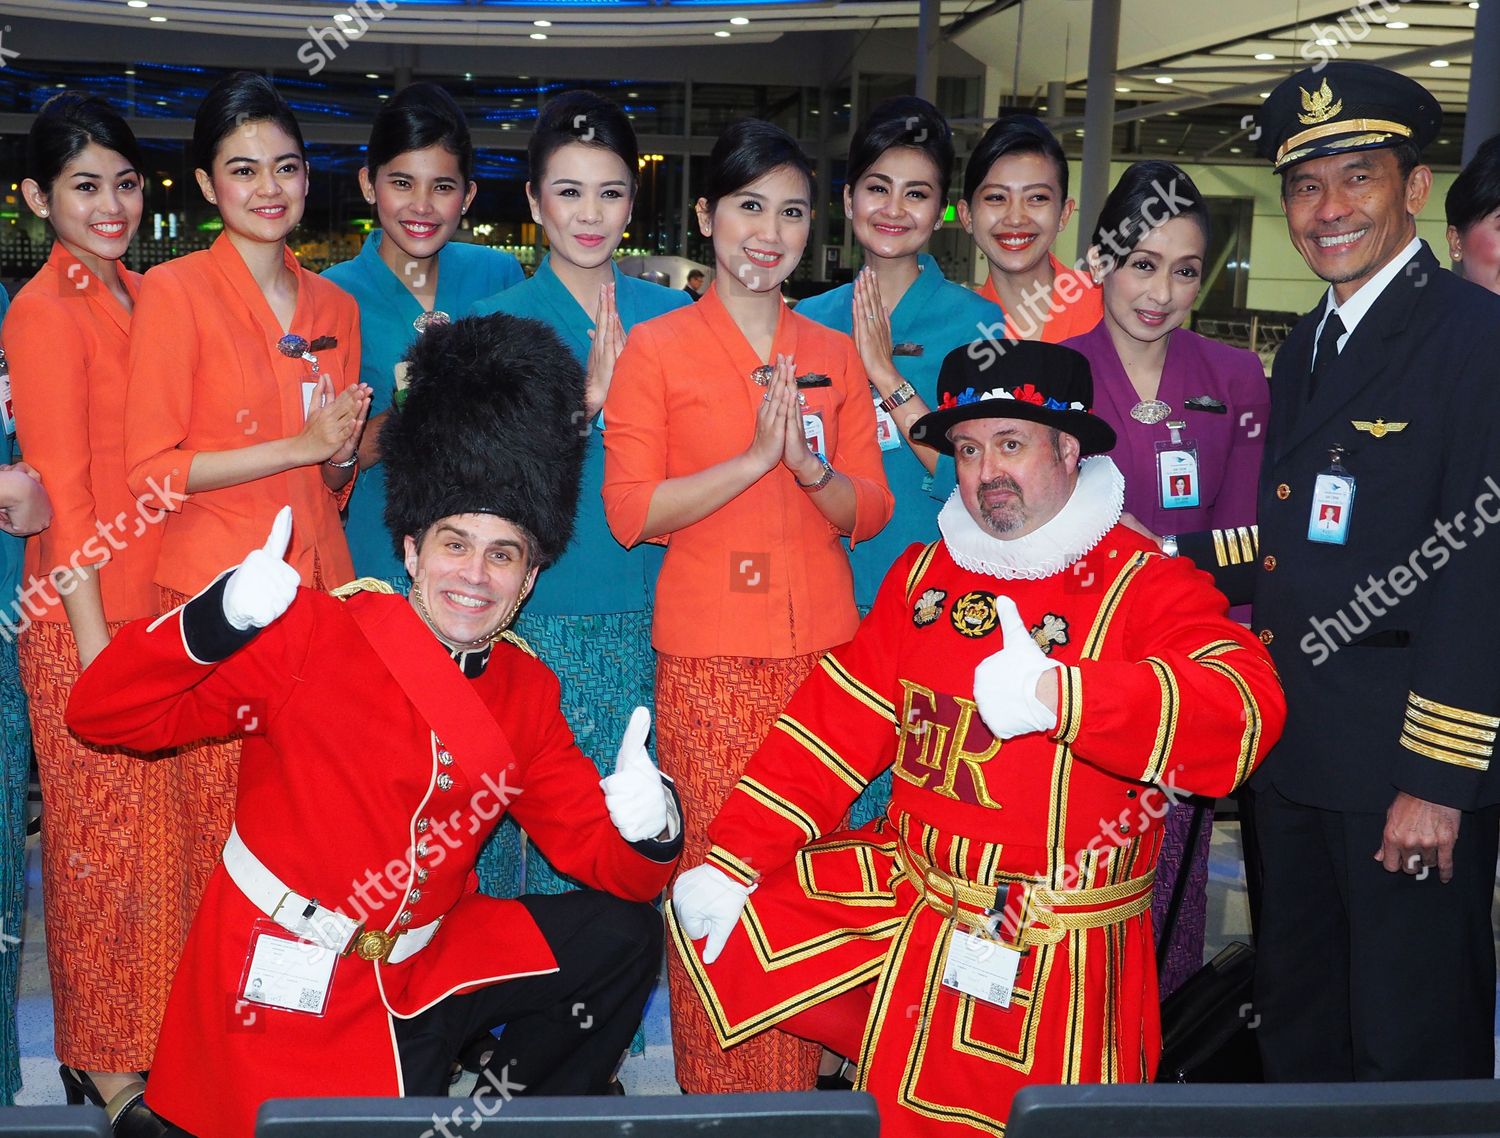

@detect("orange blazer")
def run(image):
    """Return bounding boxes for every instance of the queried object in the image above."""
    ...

[5,242,160,623]
[602,284,893,658]
[126,234,360,596]
[979,252,1104,343]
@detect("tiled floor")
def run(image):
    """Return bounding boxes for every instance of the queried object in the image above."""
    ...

[9,821,1500,1106]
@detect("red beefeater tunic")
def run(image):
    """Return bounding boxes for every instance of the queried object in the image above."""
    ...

[67,586,677,1138]
[669,525,1285,1136]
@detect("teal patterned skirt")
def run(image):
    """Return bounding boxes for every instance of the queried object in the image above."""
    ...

[473,608,657,1054]
[0,631,29,1103]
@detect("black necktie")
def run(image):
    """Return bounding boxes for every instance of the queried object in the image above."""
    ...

[1308,311,1346,399]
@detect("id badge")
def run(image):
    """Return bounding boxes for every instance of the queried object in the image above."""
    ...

[941,924,1022,1009]
[873,396,901,451]
[1308,472,1355,543]
[239,918,337,1017]
[0,349,13,439]
[1156,429,1200,510]
[301,381,319,421]
[393,361,411,411]
[802,410,827,458]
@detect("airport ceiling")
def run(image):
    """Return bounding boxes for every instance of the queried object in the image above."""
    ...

[0,0,1479,136]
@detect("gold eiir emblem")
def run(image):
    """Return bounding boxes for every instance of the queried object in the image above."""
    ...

[1351,419,1408,439]
[1298,78,1343,125]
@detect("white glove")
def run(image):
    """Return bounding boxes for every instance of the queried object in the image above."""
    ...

[672,863,753,964]
[600,707,669,842]
[222,506,300,631]
[973,595,1062,739]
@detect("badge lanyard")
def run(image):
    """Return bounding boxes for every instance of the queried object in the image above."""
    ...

[1308,444,1355,545]
[1155,420,1200,510]
[278,334,337,421]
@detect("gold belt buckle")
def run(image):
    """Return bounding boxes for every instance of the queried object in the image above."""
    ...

[350,928,400,962]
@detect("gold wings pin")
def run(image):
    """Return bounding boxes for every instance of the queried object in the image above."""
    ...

[1298,78,1343,125]
[1351,418,1408,439]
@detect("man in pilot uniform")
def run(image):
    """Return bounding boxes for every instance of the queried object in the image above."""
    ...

[66,315,682,1138]
[670,341,1285,1136]
[1171,63,1500,1081]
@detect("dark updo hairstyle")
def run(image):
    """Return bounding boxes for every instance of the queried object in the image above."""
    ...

[701,118,815,213]
[367,83,474,183]
[963,113,1068,205]
[192,71,305,174]
[528,90,638,190]
[847,96,955,201]
[1088,160,1210,277]
[26,92,145,196]
[1447,134,1500,234]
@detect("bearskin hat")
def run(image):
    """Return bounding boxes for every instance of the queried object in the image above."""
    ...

[380,313,586,567]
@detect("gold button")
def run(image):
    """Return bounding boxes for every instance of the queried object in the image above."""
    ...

[1276,483,1291,500]
[1258,629,1274,646]
[1263,555,1277,571]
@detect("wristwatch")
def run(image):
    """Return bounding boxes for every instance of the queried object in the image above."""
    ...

[1161,534,1179,558]
[880,381,917,414]
[797,455,835,493]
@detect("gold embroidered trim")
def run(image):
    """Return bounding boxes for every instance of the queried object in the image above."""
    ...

[1398,732,1491,771]
[1406,692,1500,729]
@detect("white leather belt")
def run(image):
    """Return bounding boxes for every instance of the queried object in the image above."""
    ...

[222,824,440,966]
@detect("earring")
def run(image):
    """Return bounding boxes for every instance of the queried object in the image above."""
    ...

[37,209,47,218]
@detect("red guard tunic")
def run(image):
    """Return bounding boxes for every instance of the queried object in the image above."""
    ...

[669,518,1285,1136]
[67,585,677,1138]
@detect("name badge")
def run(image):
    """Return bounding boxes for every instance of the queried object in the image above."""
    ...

[0,349,13,438]
[301,381,319,421]
[1308,446,1355,545]
[1156,443,1200,510]
[802,410,827,459]
[941,925,1022,1009]
[240,918,337,1017]
[873,396,901,452]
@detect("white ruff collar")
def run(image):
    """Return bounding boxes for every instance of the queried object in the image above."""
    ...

[938,456,1125,580]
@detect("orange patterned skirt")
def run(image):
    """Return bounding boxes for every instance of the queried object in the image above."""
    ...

[656,651,823,1094]
[21,606,240,1071]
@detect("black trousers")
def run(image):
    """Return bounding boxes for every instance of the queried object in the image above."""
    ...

[393,891,663,1097]
[1251,783,1499,1081]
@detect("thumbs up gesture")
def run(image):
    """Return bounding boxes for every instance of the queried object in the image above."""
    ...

[600,707,670,842]
[222,506,300,632]
[973,596,1062,740]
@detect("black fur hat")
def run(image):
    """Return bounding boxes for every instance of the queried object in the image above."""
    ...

[380,313,586,566]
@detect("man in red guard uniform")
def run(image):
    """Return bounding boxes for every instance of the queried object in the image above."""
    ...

[66,314,682,1138]
[670,340,1286,1136]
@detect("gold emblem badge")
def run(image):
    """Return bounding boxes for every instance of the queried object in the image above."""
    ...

[950,591,999,638]
[912,587,946,628]
[1298,78,1343,125]
[1030,613,1070,655]
[1351,418,1408,439]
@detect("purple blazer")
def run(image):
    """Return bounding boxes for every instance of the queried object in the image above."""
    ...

[1065,320,1268,538]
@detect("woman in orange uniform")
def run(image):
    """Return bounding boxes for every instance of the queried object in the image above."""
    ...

[6,93,171,1133]
[120,78,367,1124]
[960,114,1102,343]
[126,70,368,605]
[602,118,892,1093]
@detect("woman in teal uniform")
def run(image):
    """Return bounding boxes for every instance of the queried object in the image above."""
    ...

[324,83,523,588]
[470,90,690,905]
[796,96,1000,829]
